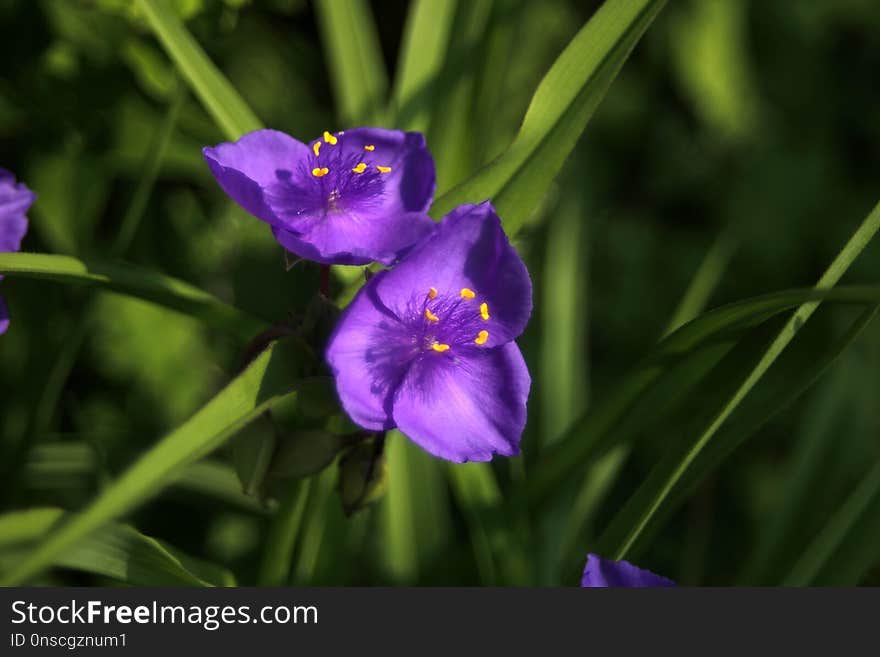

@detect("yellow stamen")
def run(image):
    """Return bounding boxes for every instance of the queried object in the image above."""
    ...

[424,309,439,322]
[480,302,490,320]
[475,330,489,345]
[460,287,475,299]
[352,162,367,174]
[431,342,450,353]
[364,144,375,151]
[323,131,338,145]
[376,165,392,173]
[428,287,438,299]
[312,167,329,177]
[312,141,321,157]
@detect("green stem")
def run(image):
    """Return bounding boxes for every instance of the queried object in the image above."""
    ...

[257,479,311,586]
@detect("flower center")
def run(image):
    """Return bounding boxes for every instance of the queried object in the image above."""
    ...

[414,286,491,354]
[306,130,394,214]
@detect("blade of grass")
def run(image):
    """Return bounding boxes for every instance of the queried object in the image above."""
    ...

[540,176,589,444]
[527,283,880,506]
[0,337,312,585]
[783,459,880,586]
[0,508,233,586]
[602,305,879,565]
[24,85,188,470]
[314,0,389,126]
[257,479,310,586]
[663,226,738,336]
[425,0,493,192]
[431,0,667,235]
[391,0,458,133]
[136,0,262,139]
[603,200,880,561]
[0,252,266,340]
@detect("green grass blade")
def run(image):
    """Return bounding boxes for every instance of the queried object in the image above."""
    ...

[257,480,310,586]
[663,226,738,336]
[424,1,493,192]
[391,0,458,133]
[527,283,880,506]
[0,508,233,586]
[602,200,880,561]
[783,459,880,586]
[314,0,389,126]
[0,252,266,340]
[112,81,186,256]
[136,0,262,139]
[430,0,667,234]
[380,432,452,583]
[540,184,589,443]
[0,337,311,585]
[598,305,878,567]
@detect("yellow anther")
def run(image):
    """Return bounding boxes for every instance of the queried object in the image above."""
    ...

[323,131,338,145]
[311,167,329,177]
[424,308,439,322]
[475,330,489,345]
[352,162,367,174]
[480,302,490,320]
[460,288,475,299]
[364,144,375,151]
[376,165,392,173]
[428,287,438,299]
[431,342,450,353]
[312,141,321,157]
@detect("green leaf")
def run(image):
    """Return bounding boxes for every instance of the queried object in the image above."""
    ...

[391,0,458,134]
[0,508,233,586]
[430,0,667,234]
[314,0,389,126]
[0,252,266,340]
[0,337,312,585]
[136,0,263,139]
[595,305,878,564]
[527,283,880,506]
[600,200,880,561]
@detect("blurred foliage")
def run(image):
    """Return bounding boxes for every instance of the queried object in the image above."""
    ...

[1,0,879,586]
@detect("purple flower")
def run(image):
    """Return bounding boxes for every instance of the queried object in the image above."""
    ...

[581,554,676,587]
[0,168,34,335]
[203,127,436,265]
[326,202,532,462]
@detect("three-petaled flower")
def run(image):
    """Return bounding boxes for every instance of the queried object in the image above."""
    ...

[0,168,34,335]
[203,127,436,265]
[326,202,532,462]
[581,553,675,587]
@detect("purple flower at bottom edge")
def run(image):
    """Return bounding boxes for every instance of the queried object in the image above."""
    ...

[0,168,35,335]
[203,127,437,265]
[581,554,676,587]
[325,201,532,463]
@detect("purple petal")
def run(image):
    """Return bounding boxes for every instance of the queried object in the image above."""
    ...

[272,210,435,266]
[202,129,312,225]
[0,167,34,255]
[332,127,435,214]
[325,271,411,430]
[0,294,9,335]
[375,202,532,346]
[203,128,436,265]
[581,554,676,587]
[391,342,530,462]
[0,168,34,335]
